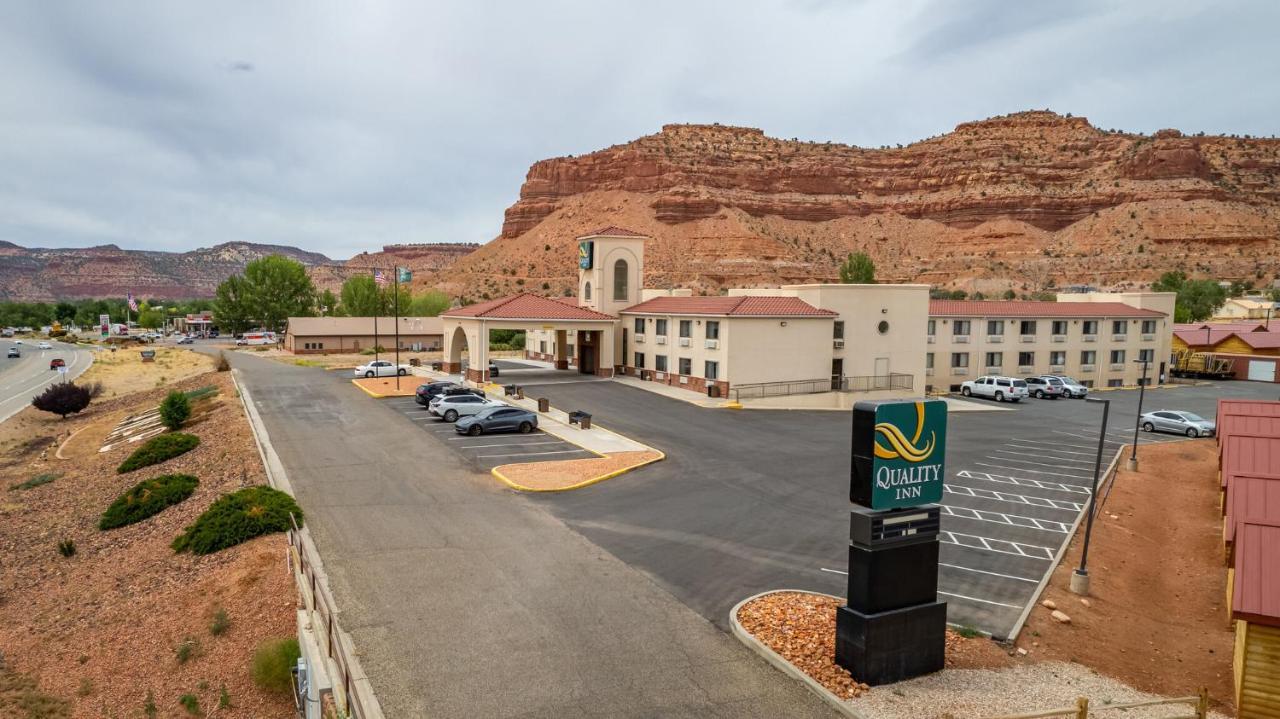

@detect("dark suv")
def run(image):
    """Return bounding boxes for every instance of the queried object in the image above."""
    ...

[415,382,484,407]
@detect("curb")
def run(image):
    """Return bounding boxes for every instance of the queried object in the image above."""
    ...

[490,448,665,493]
[729,590,869,719]
[349,378,417,399]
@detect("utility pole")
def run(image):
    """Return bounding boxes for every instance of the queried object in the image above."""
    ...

[1126,357,1151,471]
[1072,397,1110,596]
[394,266,402,391]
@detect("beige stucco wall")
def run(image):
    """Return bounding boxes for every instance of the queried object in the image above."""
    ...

[1055,291,1175,383]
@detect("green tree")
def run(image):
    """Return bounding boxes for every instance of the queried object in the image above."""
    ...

[317,289,338,316]
[838,252,876,284]
[214,274,254,334]
[1002,289,1017,300]
[215,255,316,333]
[339,275,382,316]
[137,308,165,329]
[54,302,77,323]
[407,289,450,317]
[159,391,191,431]
[1152,271,1227,322]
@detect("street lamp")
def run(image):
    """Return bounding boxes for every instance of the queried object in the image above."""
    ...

[1071,396,1111,596]
[1126,357,1151,471]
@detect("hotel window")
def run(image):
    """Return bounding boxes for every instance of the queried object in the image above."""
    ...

[706,321,720,340]
[679,320,692,338]
[951,352,969,368]
[1019,320,1037,335]
[679,357,692,375]
[833,321,844,339]
[1141,319,1157,333]
[1112,320,1127,335]
[634,352,645,368]
[1018,351,1034,366]
[953,320,971,336]
[584,282,592,301]
[566,344,574,358]
[540,341,547,354]
[1051,320,1068,335]
[655,355,668,372]
[1108,379,1123,387]
[1082,320,1098,335]
[1050,351,1066,365]
[927,319,936,336]
[705,360,719,380]
[987,320,1003,336]
[656,319,668,336]
[1138,349,1154,362]
[925,353,934,369]
[1081,350,1096,364]
[1110,349,1126,363]
[613,259,628,301]
[985,352,1002,367]
[634,318,644,334]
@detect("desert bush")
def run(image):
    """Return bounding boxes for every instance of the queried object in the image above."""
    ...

[215,351,230,371]
[175,636,200,664]
[31,382,91,419]
[209,608,230,636]
[57,539,76,557]
[99,474,199,530]
[116,433,200,474]
[82,381,104,398]
[159,390,191,431]
[11,472,59,491]
[0,667,72,718]
[218,684,231,709]
[250,637,300,693]
[184,385,218,401]
[172,486,302,555]
[143,691,157,718]
[178,693,201,715]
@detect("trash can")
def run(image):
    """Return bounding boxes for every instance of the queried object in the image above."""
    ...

[515,386,525,400]
[580,415,591,430]
[537,397,550,413]
[504,384,518,396]
[409,358,421,367]
[707,384,720,398]
[431,361,442,371]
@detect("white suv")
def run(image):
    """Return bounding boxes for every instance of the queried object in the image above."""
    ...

[429,394,505,422]
[960,375,1028,402]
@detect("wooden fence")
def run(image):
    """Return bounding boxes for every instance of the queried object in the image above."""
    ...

[984,689,1209,719]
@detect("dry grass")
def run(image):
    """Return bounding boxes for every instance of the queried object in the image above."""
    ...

[76,346,215,399]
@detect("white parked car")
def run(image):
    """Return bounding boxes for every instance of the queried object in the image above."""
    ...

[354,360,408,378]
[428,394,505,422]
[1050,375,1089,399]
[960,375,1028,402]
[37,341,52,349]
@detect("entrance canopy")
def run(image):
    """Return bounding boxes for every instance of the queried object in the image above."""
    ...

[440,293,618,384]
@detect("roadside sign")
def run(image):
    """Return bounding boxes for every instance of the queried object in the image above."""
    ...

[99,313,110,338]
[851,399,947,509]
[57,366,68,375]
[397,267,412,283]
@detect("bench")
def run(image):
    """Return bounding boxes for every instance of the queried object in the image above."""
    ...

[567,410,592,430]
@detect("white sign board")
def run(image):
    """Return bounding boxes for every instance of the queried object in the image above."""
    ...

[57,366,68,375]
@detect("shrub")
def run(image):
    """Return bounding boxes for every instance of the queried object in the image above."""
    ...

[251,637,301,693]
[117,433,200,474]
[215,352,230,372]
[178,693,201,715]
[159,391,191,431]
[184,385,218,401]
[82,381,105,398]
[99,474,199,530]
[175,636,200,664]
[172,486,303,555]
[209,608,230,636]
[57,539,76,557]
[143,690,157,717]
[31,382,92,419]
[11,472,59,491]
[218,684,231,709]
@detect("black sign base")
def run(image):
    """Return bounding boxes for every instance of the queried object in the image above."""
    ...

[846,540,939,615]
[834,601,947,685]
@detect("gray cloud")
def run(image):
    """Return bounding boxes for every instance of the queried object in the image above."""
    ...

[0,0,1276,259]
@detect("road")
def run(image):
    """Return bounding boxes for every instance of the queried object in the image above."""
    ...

[223,350,837,718]
[517,378,1277,639]
[0,338,94,422]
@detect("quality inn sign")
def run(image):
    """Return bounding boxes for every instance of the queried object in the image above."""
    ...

[850,399,947,509]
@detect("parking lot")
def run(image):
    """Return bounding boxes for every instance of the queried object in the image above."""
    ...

[383,394,595,471]
[510,377,1276,639]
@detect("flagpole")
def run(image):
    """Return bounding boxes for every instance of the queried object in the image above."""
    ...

[373,270,380,366]
[394,267,402,391]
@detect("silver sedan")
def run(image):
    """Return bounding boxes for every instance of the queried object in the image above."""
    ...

[1139,410,1216,438]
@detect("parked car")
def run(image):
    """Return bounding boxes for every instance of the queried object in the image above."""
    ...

[454,406,538,436]
[1024,376,1065,399]
[49,358,66,370]
[13,339,22,345]
[6,347,18,358]
[415,382,484,406]
[1140,410,1216,438]
[959,375,1028,402]
[428,394,505,422]
[1050,376,1089,399]
[354,360,408,378]
[37,341,52,350]
[176,336,194,345]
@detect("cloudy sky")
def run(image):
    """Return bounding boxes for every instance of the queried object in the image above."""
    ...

[1,1,1275,259]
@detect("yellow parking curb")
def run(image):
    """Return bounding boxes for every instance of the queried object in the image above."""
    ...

[490,449,666,493]
[351,379,388,398]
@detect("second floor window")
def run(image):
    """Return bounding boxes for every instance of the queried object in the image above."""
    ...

[951,352,969,368]
[1081,350,1096,364]
[985,352,1002,367]
[953,320,971,336]
[1111,349,1126,363]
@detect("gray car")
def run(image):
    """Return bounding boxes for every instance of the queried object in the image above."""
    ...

[1050,376,1089,399]
[1140,410,1216,438]
[454,406,538,436]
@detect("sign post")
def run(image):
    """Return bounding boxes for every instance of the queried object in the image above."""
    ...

[836,398,948,685]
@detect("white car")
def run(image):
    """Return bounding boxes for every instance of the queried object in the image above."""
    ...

[37,341,52,350]
[14,339,22,345]
[960,375,1028,402]
[428,394,505,422]
[1050,375,1089,399]
[354,360,408,378]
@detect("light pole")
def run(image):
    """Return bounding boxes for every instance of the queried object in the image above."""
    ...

[1071,396,1111,596]
[1126,357,1151,471]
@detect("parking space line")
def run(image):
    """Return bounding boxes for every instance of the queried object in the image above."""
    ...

[941,530,1054,560]
[983,455,1095,475]
[937,591,1022,609]
[973,462,1092,480]
[1005,443,1097,457]
[994,448,1093,465]
[945,485,1084,512]
[453,441,564,449]
[957,470,1090,495]
[940,504,1070,533]
[474,449,589,458]
[939,562,1039,583]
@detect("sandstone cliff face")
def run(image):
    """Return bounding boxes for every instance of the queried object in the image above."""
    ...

[308,243,480,293]
[435,111,1279,300]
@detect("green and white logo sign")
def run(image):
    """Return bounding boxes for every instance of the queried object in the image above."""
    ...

[578,240,593,270]
[869,399,947,509]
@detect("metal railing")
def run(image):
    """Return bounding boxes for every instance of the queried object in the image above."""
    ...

[730,373,912,400]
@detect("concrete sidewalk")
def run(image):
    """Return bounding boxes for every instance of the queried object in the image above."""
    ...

[227,351,837,718]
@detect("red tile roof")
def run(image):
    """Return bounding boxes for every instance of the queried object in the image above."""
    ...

[621,295,836,317]
[928,300,1164,318]
[1233,332,1280,350]
[1173,329,1239,346]
[1232,519,1280,624]
[1175,322,1269,333]
[577,226,648,239]
[441,293,616,321]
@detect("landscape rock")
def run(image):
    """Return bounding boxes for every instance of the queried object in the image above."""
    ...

[1051,610,1072,624]
[1041,599,1058,610]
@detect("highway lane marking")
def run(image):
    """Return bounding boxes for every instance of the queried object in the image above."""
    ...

[957,470,1091,495]
[937,591,1022,609]
[938,562,1040,583]
[945,485,1083,512]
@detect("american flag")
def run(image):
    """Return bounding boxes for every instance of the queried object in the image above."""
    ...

[373,269,388,287]
[127,291,138,312]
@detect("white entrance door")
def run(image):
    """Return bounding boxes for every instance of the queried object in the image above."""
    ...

[874,357,890,389]
[1247,360,1276,382]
